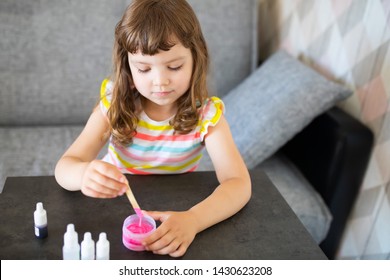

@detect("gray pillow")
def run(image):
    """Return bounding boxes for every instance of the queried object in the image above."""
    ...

[222,50,352,168]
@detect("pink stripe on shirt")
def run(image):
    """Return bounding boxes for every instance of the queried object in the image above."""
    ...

[114,143,204,163]
[135,131,200,142]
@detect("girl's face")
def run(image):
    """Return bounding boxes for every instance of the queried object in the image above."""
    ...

[128,42,193,117]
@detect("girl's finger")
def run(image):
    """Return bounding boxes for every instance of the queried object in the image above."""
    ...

[144,211,170,222]
[93,161,127,183]
[91,169,127,193]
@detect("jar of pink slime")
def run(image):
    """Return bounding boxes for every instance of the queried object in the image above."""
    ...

[122,214,156,251]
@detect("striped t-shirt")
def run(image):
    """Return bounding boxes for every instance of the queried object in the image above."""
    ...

[99,79,224,175]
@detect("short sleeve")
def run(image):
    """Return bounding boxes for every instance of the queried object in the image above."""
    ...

[99,79,114,115]
[199,96,225,141]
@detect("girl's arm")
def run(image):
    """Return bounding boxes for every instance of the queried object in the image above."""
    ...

[54,107,128,198]
[144,115,251,256]
[190,115,252,229]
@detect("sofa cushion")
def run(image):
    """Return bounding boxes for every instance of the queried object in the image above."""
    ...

[0,0,124,126]
[0,126,83,192]
[0,0,257,126]
[189,0,258,96]
[258,153,332,243]
[223,50,352,168]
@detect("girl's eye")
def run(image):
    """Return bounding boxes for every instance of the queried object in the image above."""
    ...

[137,68,150,73]
[168,65,183,71]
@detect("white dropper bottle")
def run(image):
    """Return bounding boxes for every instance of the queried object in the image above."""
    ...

[34,202,48,238]
[96,232,110,260]
[62,224,80,260]
[81,232,95,260]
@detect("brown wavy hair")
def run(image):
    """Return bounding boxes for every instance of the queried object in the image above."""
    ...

[108,0,209,145]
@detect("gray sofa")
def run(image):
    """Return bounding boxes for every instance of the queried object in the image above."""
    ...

[0,0,372,259]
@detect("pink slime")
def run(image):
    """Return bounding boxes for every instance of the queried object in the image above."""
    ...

[134,207,143,226]
[127,222,154,234]
[134,207,143,218]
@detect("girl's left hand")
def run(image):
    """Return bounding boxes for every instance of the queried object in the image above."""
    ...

[142,210,198,257]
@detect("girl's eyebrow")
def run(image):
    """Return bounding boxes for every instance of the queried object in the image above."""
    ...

[130,56,186,65]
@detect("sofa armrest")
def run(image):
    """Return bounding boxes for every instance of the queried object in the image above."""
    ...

[281,106,374,259]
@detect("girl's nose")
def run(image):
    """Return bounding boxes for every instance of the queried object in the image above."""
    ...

[153,72,170,86]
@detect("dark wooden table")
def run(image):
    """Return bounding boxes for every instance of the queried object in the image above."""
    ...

[0,170,327,259]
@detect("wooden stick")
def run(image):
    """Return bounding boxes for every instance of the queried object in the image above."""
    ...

[125,184,140,210]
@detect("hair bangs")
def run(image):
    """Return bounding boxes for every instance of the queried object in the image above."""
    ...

[128,29,176,55]
[117,3,187,55]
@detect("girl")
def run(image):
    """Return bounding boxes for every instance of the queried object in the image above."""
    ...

[55,0,251,257]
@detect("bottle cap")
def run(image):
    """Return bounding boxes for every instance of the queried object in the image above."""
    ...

[34,202,47,226]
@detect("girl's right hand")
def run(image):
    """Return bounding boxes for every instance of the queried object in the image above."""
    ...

[80,160,128,198]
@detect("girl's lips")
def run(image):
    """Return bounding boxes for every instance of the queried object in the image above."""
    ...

[153,90,173,97]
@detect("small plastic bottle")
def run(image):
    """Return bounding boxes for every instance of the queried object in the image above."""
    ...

[96,232,110,260]
[81,232,95,260]
[34,202,48,239]
[63,224,80,260]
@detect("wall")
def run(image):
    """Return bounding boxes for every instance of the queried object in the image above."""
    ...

[258,0,390,259]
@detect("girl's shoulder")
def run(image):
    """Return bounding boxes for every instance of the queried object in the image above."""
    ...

[99,79,114,114]
[198,96,225,140]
